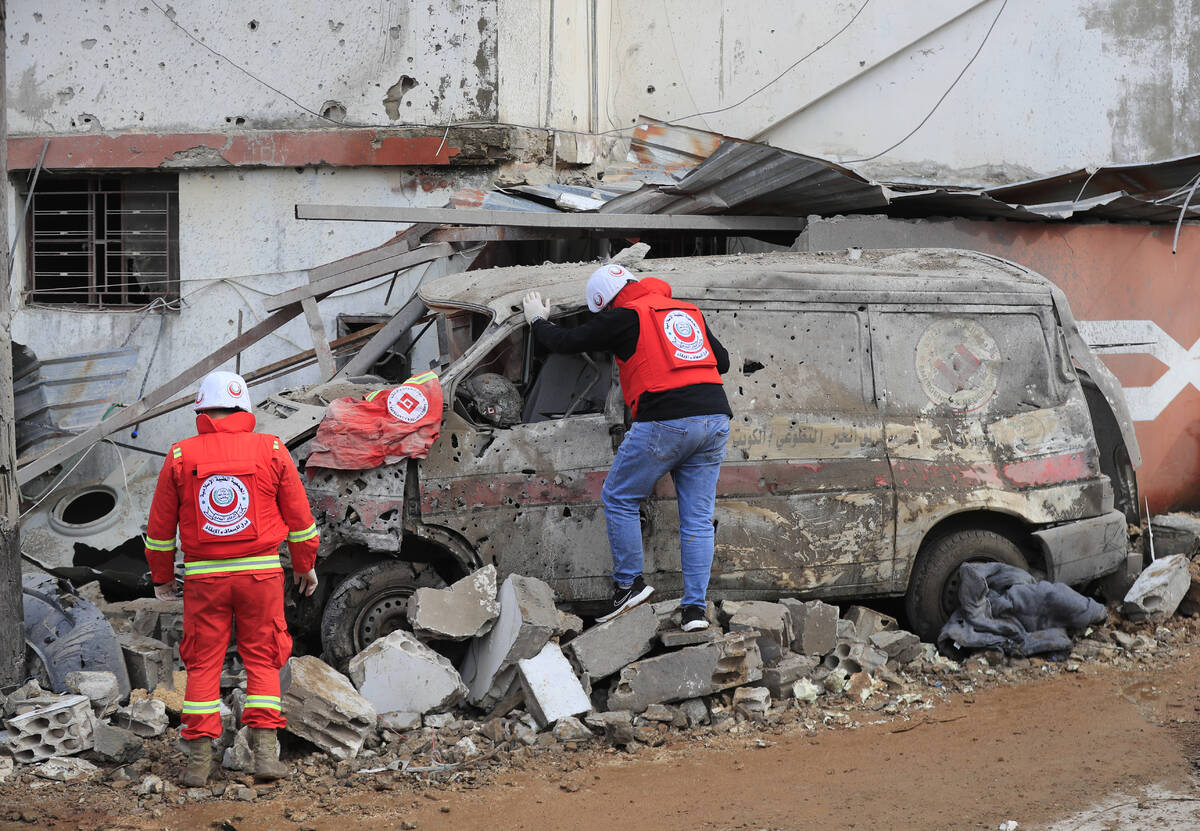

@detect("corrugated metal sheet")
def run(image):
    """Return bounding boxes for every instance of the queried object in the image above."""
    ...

[443,119,1200,226]
[13,345,139,457]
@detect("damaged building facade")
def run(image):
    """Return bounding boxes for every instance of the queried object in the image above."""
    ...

[5,0,1200,599]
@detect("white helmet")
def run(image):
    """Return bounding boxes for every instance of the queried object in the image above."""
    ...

[194,370,253,413]
[586,264,635,312]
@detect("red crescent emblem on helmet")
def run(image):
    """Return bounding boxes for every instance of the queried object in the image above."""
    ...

[228,382,243,397]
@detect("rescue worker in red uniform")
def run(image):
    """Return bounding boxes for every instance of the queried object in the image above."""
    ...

[143,370,319,786]
[523,265,731,631]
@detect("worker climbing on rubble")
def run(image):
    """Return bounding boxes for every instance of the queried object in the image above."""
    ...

[523,264,731,632]
[141,370,320,787]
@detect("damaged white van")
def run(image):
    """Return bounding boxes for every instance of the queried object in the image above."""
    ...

[294,249,1139,661]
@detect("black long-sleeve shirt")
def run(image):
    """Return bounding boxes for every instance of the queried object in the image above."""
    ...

[531,309,732,422]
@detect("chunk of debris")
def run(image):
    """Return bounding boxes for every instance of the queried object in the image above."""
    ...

[869,630,922,665]
[556,611,584,640]
[379,711,422,733]
[659,627,719,648]
[760,653,819,698]
[460,575,558,708]
[780,598,839,656]
[844,671,880,702]
[678,698,709,726]
[348,630,467,716]
[1148,513,1200,558]
[733,686,771,717]
[91,722,143,764]
[5,694,95,762]
[595,710,635,746]
[792,678,821,703]
[118,632,173,693]
[407,564,500,641]
[607,631,762,713]
[1122,554,1191,620]
[565,603,656,680]
[223,726,278,771]
[842,606,898,642]
[112,698,168,738]
[32,756,99,781]
[282,656,377,760]
[64,671,121,715]
[551,715,594,743]
[517,642,591,729]
[727,600,793,665]
[608,242,651,269]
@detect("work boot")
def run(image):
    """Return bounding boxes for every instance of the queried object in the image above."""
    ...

[181,738,212,787]
[249,727,289,781]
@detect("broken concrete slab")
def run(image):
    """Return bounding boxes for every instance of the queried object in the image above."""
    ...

[842,606,898,642]
[727,601,793,665]
[118,632,172,693]
[780,598,839,656]
[659,628,719,648]
[348,630,467,716]
[379,711,422,733]
[1122,554,1191,620]
[1148,513,1200,558]
[65,671,121,715]
[282,656,377,760]
[4,694,95,762]
[113,698,168,738]
[760,653,820,698]
[869,630,922,665]
[32,756,99,781]
[407,564,500,641]
[564,603,656,681]
[460,574,558,708]
[91,722,143,764]
[517,642,592,729]
[651,599,717,632]
[607,631,762,713]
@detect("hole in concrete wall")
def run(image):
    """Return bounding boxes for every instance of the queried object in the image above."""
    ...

[742,359,764,376]
[225,115,246,126]
[58,489,117,526]
[248,19,259,30]
[383,75,419,120]
[320,100,347,122]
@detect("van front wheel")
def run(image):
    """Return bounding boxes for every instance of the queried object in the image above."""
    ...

[905,528,1029,641]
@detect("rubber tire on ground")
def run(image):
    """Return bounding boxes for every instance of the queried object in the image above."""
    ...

[905,528,1030,642]
[319,559,446,671]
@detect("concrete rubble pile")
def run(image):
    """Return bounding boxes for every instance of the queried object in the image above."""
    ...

[16,519,1200,806]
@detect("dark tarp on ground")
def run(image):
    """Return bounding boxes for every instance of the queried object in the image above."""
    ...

[937,562,1108,657]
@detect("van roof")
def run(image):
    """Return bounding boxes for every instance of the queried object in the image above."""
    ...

[417,248,1053,323]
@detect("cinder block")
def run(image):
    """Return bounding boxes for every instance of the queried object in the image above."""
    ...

[112,698,168,738]
[4,694,95,762]
[517,642,592,728]
[780,598,839,656]
[1123,554,1191,620]
[348,630,467,716]
[822,641,887,676]
[869,630,921,665]
[459,575,558,708]
[119,632,172,692]
[282,656,377,760]
[607,631,762,713]
[732,686,771,717]
[407,565,500,641]
[727,601,793,665]
[843,605,898,642]
[565,604,656,680]
[759,652,819,697]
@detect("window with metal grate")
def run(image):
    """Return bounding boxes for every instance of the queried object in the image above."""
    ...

[22,173,180,308]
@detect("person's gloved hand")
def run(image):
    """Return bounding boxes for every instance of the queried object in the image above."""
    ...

[294,569,319,597]
[154,581,179,601]
[522,291,549,324]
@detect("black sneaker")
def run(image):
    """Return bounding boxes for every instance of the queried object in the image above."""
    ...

[595,576,654,623]
[681,605,709,632]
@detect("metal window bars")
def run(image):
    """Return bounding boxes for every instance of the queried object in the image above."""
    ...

[25,178,179,308]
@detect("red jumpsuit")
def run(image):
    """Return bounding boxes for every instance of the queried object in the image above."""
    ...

[143,411,319,739]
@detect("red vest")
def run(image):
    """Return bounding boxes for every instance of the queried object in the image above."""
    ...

[612,281,722,416]
[173,423,292,554]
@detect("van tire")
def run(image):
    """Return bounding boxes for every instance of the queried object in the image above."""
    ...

[320,559,446,671]
[905,529,1029,642]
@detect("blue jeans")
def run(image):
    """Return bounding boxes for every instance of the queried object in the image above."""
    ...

[601,415,730,608]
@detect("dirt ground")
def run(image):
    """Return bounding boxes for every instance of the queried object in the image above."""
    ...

[5,628,1200,831]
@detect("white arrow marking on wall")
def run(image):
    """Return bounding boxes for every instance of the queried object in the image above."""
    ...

[1077,320,1200,422]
